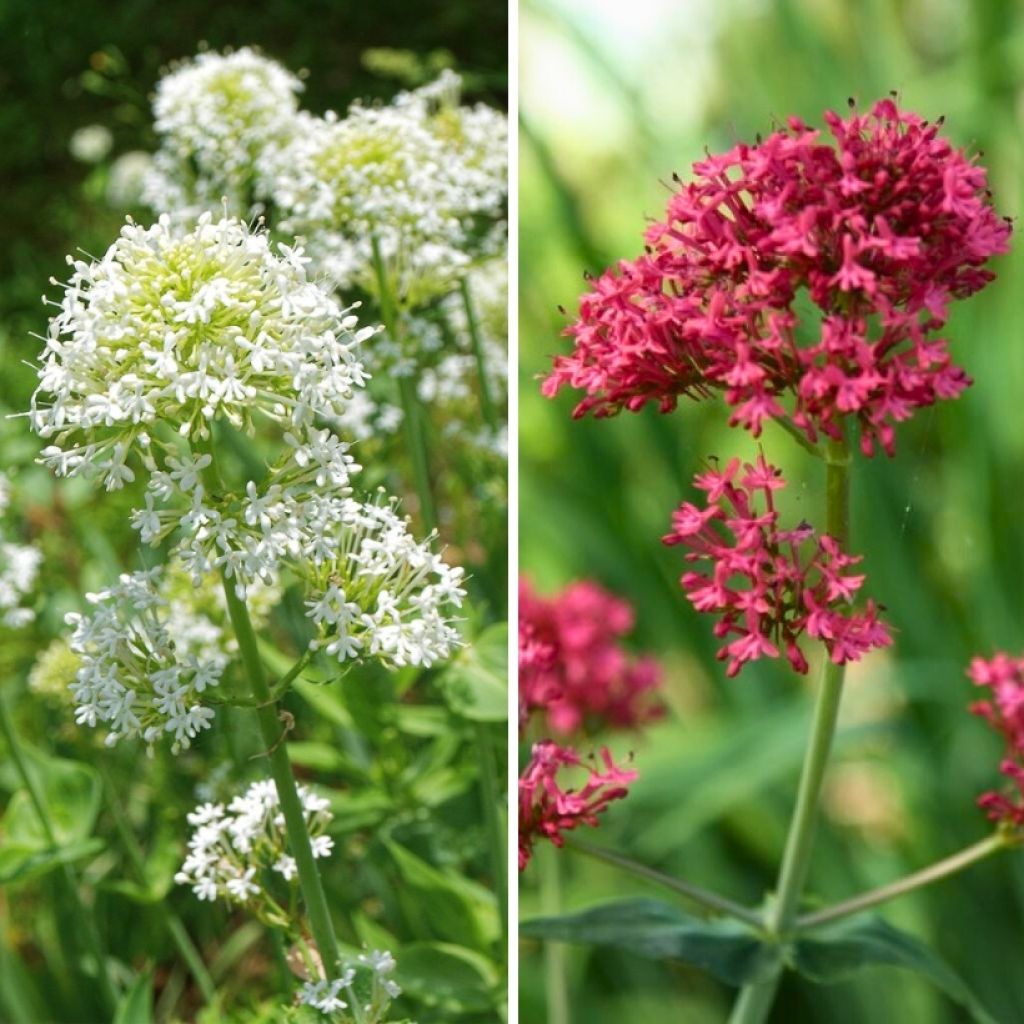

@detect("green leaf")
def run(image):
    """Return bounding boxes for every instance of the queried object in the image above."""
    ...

[437,623,508,722]
[520,898,779,986]
[0,837,105,886]
[113,971,153,1024]
[793,916,1000,1024]
[383,839,500,953]
[395,941,500,1014]
[3,748,101,846]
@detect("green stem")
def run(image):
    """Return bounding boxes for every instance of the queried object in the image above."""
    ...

[370,234,437,534]
[218,575,341,976]
[772,416,825,459]
[729,435,851,1024]
[565,837,762,927]
[459,277,498,431]
[0,688,118,1013]
[99,762,217,1004]
[798,834,1009,930]
[474,722,507,942]
[540,843,571,1024]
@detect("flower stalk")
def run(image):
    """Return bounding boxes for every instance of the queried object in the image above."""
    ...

[540,842,571,1024]
[729,435,851,1024]
[218,576,341,975]
[460,276,498,431]
[370,233,437,534]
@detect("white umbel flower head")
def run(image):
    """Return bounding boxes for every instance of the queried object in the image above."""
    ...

[31,212,373,491]
[300,492,466,669]
[0,474,41,630]
[65,560,278,751]
[297,948,402,1022]
[274,71,508,308]
[175,779,333,925]
[144,46,303,217]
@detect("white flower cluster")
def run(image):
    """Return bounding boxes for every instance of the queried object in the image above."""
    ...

[0,474,41,630]
[302,493,466,668]
[66,561,278,750]
[175,780,333,917]
[274,69,507,307]
[32,212,371,491]
[143,47,303,218]
[298,949,401,1022]
[106,150,154,209]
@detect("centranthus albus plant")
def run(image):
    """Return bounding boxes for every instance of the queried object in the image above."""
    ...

[29,202,466,1001]
[527,97,1017,1024]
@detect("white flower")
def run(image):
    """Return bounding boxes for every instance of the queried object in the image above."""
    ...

[65,558,279,751]
[69,124,113,164]
[297,950,401,1021]
[32,213,370,479]
[177,779,334,920]
[299,493,465,669]
[273,71,507,308]
[0,474,41,630]
[106,150,153,208]
[143,47,303,218]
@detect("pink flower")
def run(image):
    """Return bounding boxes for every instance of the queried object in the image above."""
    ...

[518,741,638,870]
[519,577,663,736]
[663,454,891,677]
[968,652,1024,828]
[544,98,1010,456]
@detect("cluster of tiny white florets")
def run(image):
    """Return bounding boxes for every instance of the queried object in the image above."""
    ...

[298,950,401,1022]
[174,779,333,921]
[65,561,278,751]
[0,474,41,630]
[106,150,154,209]
[32,212,372,493]
[143,47,303,218]
[301,492,466,668]
[273,70,507,307]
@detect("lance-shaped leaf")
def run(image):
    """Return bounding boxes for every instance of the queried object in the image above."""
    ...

[520,898,779,986]
[793,916,1000,1024]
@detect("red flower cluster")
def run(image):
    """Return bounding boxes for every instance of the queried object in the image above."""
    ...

[518,741,638,870]
[544,98,1010,456]
[519,577,662,735]
[969,653,1024,828]
[663,455,890,677]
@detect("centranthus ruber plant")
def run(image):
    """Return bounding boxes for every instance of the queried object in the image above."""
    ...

[524,97,1018,1024]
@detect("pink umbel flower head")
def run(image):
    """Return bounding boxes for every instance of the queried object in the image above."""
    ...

[544,98,1010,457]
[663,454,891,677]
[519,577,663,735]
[968,652,1024,828]
[518,740,638,870]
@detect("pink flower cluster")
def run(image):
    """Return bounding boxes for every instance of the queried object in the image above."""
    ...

[519,577,662,735]
[518,741,638,870]
[544,98,1010,456]
[663,455,891,677]
[969,653,1024,828]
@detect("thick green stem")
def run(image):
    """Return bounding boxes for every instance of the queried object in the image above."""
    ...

[459,277,498,431]
[99,763,216,1004]
[474,722,507,942]
[540,843,571,1024]
[798,834,1009,930]
[565,837,762,927]
[0,688,118,1013]
[729,436,851,1024]
[370,234,437,534]
[218,576,341,976]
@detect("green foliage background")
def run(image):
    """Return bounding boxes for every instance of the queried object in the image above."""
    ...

[519,1,1024,1021]
[0,3,508,1023]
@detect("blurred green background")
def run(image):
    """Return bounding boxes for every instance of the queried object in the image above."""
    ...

[519,0,1024,1021]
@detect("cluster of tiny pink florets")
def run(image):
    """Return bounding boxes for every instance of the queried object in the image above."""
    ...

[544,98,1010,456]
[518,577,661,870]
[518,577,662,734]
[518,740,638,871]
[969,653,1024,828]
[663,454,891,677]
